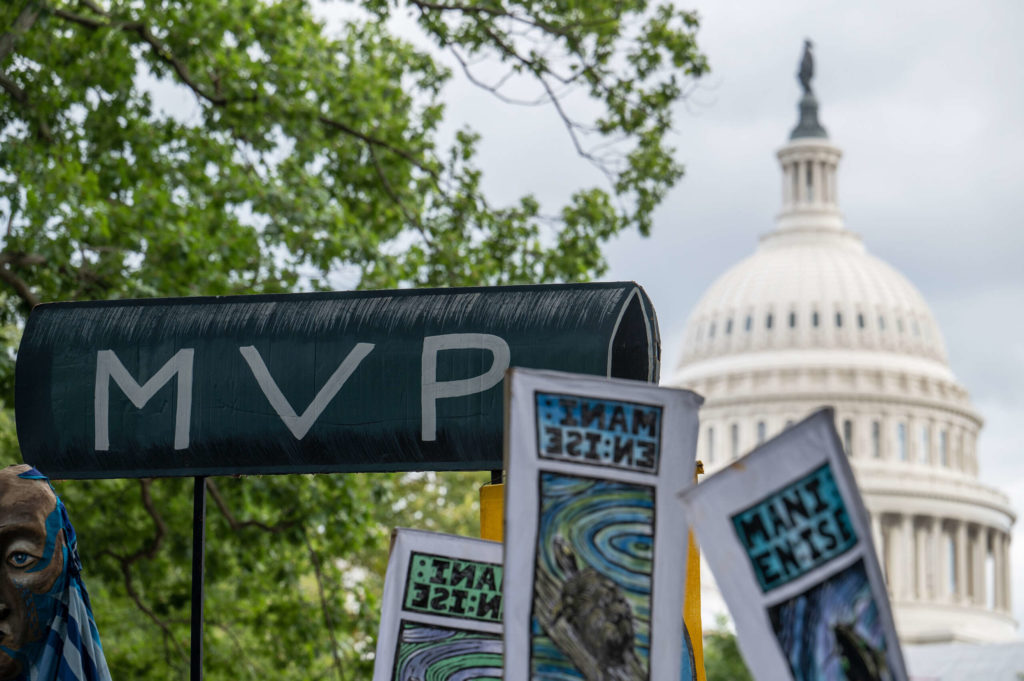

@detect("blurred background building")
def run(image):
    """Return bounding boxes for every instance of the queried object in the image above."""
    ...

[671,71,1016,644]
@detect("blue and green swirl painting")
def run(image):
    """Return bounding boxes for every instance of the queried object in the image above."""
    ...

[392,622,502,681]
[531,472,654,680]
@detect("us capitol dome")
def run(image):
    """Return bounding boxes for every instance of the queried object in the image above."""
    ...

[671,50,1016,644]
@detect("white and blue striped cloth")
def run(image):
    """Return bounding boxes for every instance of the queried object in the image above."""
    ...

[17,468,111,681]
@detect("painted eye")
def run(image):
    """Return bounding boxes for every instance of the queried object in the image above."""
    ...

[8,552,35,568]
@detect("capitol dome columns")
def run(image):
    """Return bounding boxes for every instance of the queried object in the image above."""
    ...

[777,143,841,215]
[874,509,1014,615]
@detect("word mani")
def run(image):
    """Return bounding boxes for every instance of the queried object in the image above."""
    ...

[404,553,503,623]
[732,464,858,592]
[535,393,662,474]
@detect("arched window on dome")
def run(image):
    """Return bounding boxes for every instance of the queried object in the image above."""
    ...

[918,424,930,464]
[730,423,739,460]
[871,421,881,458]
[756,421,766,445]
[812,311,820,328]
[882,524,892,586]
[917,421,933,464]
[744,315,752,332]
[985,546,995,610]
[725,318,733,335]
[706,426,715,464]
[947,533,957,596]
[835,311,843,328]
[897,422,908,461]
[765,313,773,330]
[857,313,865,329]
[789,312,797,328]
[939,429,948,467]
[842,419,853,456]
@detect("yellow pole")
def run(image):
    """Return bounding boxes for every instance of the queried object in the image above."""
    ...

[685,459,706,678]
[479,481,504,542]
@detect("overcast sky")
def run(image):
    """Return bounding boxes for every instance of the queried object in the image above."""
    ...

[410,0,1024,628]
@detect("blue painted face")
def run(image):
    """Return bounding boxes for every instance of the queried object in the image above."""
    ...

[0,466,67,680]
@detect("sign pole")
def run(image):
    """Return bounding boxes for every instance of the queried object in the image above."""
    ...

[190,476,207,681]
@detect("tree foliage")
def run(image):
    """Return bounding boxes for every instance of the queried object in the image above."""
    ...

[0,0,706,678]
[703,621,754,681]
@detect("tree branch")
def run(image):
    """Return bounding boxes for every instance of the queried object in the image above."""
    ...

[0,1,41,64]
[448,46,550,106]
[318,115,438,179]
[206,479,296,534]
[368,146,432,246]
[303,530,344,681]
[0,67,55,141]
[407,0,616,38]
[51,5,231,106]
[123,478,166,563]
[118,558,188,664]
[97,479,187,666]
[49,3,439,182]
[0,251,42,308]
[0,69,27,102]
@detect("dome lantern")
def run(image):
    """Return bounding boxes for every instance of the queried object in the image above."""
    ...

[775,40,844,232]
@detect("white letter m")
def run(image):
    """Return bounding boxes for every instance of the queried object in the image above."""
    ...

[94,349,195,451]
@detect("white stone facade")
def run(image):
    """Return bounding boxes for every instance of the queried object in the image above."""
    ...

[671,126,1016,643]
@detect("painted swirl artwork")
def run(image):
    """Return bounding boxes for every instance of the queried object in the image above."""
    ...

[504,369,703,681]
[768,559,893,681]
[392,622,502,681]
[529,472,655,681]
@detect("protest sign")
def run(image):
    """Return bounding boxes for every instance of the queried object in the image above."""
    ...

[16,282,658,478]
[678,409,907,681]
[502,368,703,681]
[373,528,504,681]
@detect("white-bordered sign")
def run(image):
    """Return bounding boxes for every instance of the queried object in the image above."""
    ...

[678,409,907,681]
[373,528,504,681]
[502,368,702,681]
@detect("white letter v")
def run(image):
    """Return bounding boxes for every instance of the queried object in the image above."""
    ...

[239,343,374,440]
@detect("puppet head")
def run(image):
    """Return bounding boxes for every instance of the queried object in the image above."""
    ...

[0,465,66,679]
[0,465,109,681]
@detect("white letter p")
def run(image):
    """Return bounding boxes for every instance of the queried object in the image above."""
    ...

[421,333,510,441]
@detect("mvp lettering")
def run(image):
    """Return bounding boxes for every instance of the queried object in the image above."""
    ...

[93,332,510,451]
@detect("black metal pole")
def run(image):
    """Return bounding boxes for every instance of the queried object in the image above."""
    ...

[190,476,207,681]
